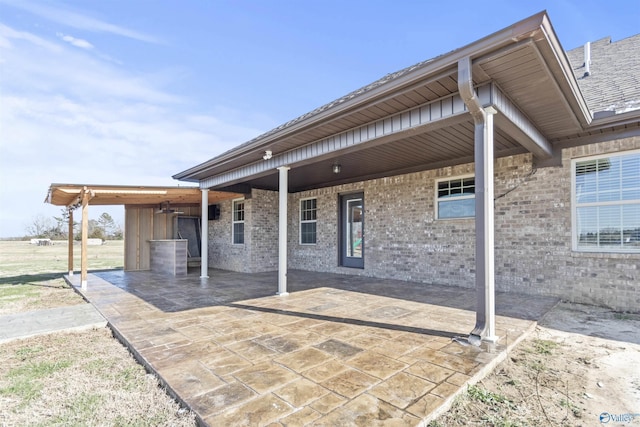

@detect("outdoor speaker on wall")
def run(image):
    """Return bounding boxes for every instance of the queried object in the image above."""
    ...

[208,204,220,220]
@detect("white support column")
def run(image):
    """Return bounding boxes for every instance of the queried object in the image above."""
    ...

[474,106,498,343]
[458,57,497,344]
[200,188,209,278]
[277,166,290,296]
[67,209,74,276]
[80,190,89,290]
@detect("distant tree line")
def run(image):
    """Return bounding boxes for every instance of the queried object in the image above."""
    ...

[25,209,123,240]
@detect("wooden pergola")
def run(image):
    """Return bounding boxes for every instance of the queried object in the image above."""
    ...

[46,184,240,288]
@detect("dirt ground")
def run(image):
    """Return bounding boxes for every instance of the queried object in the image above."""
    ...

[0,328,196,426]
[431,302,640,426]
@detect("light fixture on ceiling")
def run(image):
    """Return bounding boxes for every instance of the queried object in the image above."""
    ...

[263,150,272,160]
[155,202,184,215]
[332,163,341,174]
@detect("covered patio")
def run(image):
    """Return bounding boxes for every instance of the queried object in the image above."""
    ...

[171,11,628,343]
[67,269,557,426]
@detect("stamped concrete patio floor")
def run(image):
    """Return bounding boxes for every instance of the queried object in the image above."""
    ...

[68,269,557,426]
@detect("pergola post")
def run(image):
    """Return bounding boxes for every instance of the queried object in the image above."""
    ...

[200,188,209,278]
[277,166,290,296]
[67,209,74,276]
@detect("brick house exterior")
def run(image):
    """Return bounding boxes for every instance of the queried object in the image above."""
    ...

[176,13,640,315]
[202,137,639,311]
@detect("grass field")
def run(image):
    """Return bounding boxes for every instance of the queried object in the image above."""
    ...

[0,239,124,279]
[0,240,196,426]
[0,240,124,315]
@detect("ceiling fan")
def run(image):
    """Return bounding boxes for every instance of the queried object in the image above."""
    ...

[155,201,184,215]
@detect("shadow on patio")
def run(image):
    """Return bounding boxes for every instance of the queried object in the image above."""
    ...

[68,269,557,426]
[94,268,553,321]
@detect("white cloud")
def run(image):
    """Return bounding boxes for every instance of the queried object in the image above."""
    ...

[0,23,62,52]
[57,32,93,49]
[0,24,267,237]
[2,26,179,104]
[0,0,160,44]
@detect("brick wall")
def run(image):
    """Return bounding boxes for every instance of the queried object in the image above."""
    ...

[208,137,640,311]
[205,189,279,273]
[288,164,479,284]
[249,189,279,271]
[206,195,252,272]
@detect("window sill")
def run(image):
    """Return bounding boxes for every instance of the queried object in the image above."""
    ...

[435,217,475,221]
[571,250,640,259]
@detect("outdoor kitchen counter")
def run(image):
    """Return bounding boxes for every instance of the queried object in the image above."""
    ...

[149,239,187,276]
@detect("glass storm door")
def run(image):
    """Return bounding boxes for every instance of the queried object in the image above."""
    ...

[340,193,364,268]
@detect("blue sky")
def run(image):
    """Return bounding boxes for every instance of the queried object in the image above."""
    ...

[0,0,638,238]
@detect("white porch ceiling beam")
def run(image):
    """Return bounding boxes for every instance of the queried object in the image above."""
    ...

[200,83,550,189]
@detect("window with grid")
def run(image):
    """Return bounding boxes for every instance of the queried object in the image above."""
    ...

[300,198,317,244]
[573,151,640,252]
[232,199,245,244]
[436,176,475,219]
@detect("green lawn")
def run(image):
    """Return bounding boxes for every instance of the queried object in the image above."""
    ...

[0,240,124,281]
[0,240,124,315]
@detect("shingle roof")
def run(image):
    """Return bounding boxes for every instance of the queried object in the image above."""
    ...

[566,34,640,115]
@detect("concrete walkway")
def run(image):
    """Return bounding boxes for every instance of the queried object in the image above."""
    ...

[0,304,107,344]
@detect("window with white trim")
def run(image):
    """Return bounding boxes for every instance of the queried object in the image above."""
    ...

[573,150,640,253]
[436,176,475,219]
[232,199,245,244]
[300,198,317,244]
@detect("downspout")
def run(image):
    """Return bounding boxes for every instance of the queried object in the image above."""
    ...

[458,57,498,344]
